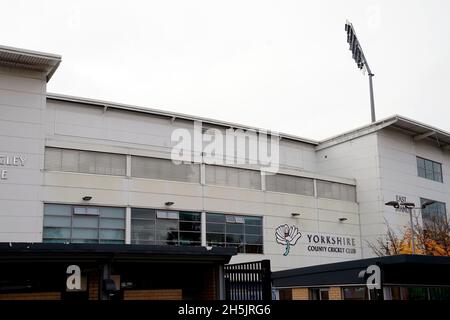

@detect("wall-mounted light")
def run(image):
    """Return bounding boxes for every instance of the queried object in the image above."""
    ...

[338,217,348,222]
[82,196,92,201]
[165,201,174,206]
[291,213,301,217]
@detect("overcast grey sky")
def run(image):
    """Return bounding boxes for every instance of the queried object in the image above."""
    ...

[1,0,449,140]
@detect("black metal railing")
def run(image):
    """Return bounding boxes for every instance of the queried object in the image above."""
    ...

[224,260,271,300]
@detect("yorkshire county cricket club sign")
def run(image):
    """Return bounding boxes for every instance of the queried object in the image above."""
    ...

[275,224,358,256]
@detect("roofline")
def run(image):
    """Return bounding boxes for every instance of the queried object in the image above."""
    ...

[0,242,236,263]
[316,114,450,151]
[46,92,319,146]
[316,115,399,150]
[0,44,61,82]
[392,114,450,137]
[272,254,450,279]
[45,94,450,149]
[0,44,61,60]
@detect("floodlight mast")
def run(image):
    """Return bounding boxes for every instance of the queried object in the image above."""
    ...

[345,21,376,123]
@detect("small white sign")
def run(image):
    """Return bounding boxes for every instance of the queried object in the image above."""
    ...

[66,265,81,291]
[358,264,381,290]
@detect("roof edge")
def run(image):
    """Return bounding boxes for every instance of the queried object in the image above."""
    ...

[317,114,450,151]
[0,44,61,82]
[47,92,319,146]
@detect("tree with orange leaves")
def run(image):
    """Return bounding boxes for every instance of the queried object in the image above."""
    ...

[368,216,450,256]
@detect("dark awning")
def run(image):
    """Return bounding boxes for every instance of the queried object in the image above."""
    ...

[0,243,236,264]
[272,255,450,288]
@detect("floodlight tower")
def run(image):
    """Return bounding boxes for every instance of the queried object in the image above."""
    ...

[345,21,376,123]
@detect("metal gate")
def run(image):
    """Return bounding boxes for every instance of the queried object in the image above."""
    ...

[224,260,272,300]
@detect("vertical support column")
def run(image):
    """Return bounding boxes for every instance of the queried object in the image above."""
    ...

[313,179,318,198]
[125,206,131,244]
[261,259,272,301]
[261,171,266,191]
[200,163,206,185]
[313,179,320,231]
[101,262,111,301]
[200,162,207,247]
[126,154,131,177]
[201,211,207,247]
[218,265,225,300]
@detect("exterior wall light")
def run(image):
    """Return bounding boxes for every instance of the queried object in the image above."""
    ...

[385,201,400,209]
[165,201,174,206]
[338,217,348,222]
[82,196,92,201]
[291,213,301,217]
[384,199,435,254]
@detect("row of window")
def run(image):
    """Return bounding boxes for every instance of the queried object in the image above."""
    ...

[44,147,356,202]
[279,286,450,300]
[43,204,264,253]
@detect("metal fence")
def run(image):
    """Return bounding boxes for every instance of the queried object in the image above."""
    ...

[224,259,272,300]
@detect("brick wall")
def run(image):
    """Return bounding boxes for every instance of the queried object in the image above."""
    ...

[197,266,217,300]
[89,272,99,300]
[329,287,342,300]
[292,288,309,300]
[123,289,182,300]
[0,292,61,300]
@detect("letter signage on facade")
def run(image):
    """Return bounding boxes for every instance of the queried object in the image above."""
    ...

[66,265,81,291]
[358,264,381,290]
[0,154,26,181]
[275,224,358,256]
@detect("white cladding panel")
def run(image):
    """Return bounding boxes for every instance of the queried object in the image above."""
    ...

[0,67,47,242]
[46,100,317,172]
[377,128,450,234]
[317,127,450,258]
[43,170,360,271]
[315,133,381,257]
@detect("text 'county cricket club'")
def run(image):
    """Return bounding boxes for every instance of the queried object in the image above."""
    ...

[275,224,358,256]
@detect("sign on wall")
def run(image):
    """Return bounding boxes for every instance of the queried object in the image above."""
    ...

[275,224,358,256]
[275,225,302,256]
[0,154,26,181]
[66,265,81,291]
[394,195,411,213]
[358,264,381,290]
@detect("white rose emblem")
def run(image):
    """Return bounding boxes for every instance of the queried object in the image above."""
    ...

[275,224,301,256]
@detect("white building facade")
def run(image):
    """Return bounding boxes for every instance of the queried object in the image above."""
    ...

[0,45,448,272]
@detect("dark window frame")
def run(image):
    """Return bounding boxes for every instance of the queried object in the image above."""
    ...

[309,287,330,300]
[43,204,126,244]
[417,156,443,183]
[206,213,263,254]
[420,198,447,225]
[44,147,127,176]
[131,208,202,246]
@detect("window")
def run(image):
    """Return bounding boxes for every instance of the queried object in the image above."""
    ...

[205,165,261,190]
[342,286,368,300]
[316,180,356,202]
[266,174,314,196]
[417,157,443,182]
[43,204,125,244]
[131,156,200,183]
[44,147,126,176]
[206,213,263,253]
[131,208,201,246]
[309,288,329,300]
[401,287,429,300]
[278,289,293,300]
[420,198,447,225]
[389,286,450,300]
